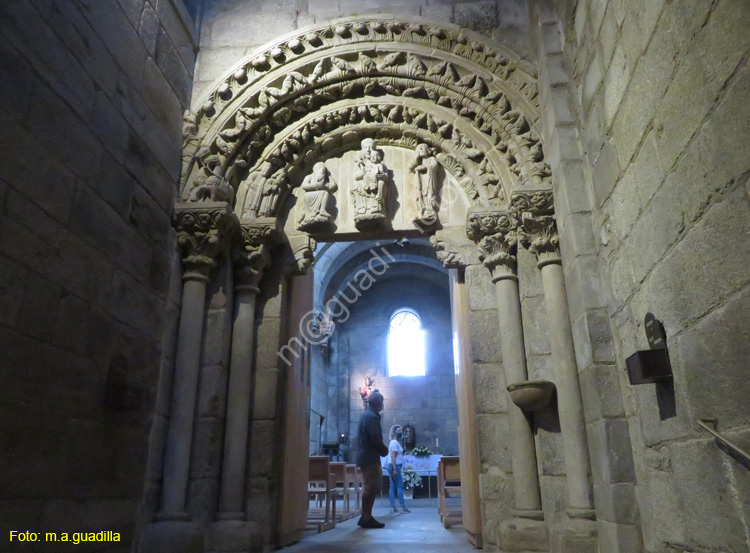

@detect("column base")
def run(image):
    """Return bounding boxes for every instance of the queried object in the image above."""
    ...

[154,511,190,522]
[139,520,204,553]
[500,516,549,551]
[206,520,263,553]
[215,511,246,521]
[556,517,598,553]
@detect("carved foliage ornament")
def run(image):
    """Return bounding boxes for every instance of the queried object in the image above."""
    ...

[173,203,239,277]
[511,191,559,265]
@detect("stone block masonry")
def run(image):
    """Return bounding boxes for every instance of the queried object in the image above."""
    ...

[0,0,198,550]
[546,0,750,551]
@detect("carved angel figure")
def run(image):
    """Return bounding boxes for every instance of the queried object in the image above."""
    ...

[410,143,440,227]
[297,162,338,233]
[351,139,389,228]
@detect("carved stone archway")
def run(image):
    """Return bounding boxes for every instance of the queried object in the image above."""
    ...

[145,15,598,553]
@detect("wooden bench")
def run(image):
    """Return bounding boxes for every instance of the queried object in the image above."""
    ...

[330,462,355,521]
[307,456,336,532]
[347,464,362,517]
[438,456,462,528]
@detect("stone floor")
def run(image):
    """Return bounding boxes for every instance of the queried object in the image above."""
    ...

[282,499,476,552]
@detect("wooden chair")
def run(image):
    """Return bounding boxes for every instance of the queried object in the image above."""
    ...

[330,462,354,521]
[308,456,336,532]
[438,456,462,528]
[346,464,361,516]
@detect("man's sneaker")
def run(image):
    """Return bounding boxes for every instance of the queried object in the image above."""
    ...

[359,517,385,528]
[401,507,411,513]
[391,507,399,513]
[356,516,364,527]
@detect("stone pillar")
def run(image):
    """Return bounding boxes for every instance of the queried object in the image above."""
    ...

[218,219,276,519]
[467,210,549,551]
[514,191,597,553]
[157,202,238,521]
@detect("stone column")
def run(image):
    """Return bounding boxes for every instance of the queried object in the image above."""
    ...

[514,191,597,552]
[158,202,238,521]
[218,219,276,519]
[467,210,548,551]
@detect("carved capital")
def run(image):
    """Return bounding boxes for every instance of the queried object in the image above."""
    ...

[477,231,518,282]
[510,190,554,217]
[466,208,517,242]
[430,235,466,268]
[173,202,238,280]
[519,215,560,268]
[466,209,518,280]
[234,218,278,291]
[511,190,560,268]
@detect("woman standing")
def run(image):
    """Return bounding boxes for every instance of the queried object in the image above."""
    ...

[387,425,411,513]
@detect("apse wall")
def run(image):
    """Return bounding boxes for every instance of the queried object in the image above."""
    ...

[339,267,460,457]
[0,0,197,550]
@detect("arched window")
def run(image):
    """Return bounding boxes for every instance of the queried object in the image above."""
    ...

[388,309,426,377]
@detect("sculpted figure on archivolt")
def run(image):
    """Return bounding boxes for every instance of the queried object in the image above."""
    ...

[297,162,338,233]
[410,143,440,228]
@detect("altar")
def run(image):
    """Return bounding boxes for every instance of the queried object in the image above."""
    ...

[381,454,441,475]
[381,454,442,504]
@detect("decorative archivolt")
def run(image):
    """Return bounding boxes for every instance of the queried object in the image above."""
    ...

[235,100,509,218]
[189,17,539,135]
[181,18,550,216]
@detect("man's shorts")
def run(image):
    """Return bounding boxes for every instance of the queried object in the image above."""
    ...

[361,462,383,495]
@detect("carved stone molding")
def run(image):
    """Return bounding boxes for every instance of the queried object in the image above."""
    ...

[511,190,560,268]
[430,235,465,268]
[180,17,548,221]
[234,218,278,291]
[189,18,538,136]
[234,103,507,218]
[173,202,239,280]
[287,234,317,274]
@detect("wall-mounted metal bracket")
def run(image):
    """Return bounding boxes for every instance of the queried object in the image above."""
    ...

[626,313,673,385]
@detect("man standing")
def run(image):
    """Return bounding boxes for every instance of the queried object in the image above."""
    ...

[356,390,389,528]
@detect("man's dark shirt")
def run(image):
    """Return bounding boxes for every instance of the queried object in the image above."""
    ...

[356,406,383,467]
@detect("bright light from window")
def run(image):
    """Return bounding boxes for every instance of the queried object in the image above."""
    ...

[388,310,425,377]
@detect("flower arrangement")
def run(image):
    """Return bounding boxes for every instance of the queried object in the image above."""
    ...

[402,463,423,490]
[410,445,432,457]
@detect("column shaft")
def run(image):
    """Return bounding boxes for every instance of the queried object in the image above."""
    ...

[541,262,593,511]
[160,275,209,518]
[218,289,257,517]
[495,278,543,513]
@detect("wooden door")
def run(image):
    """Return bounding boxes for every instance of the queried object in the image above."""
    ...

[278,271,314,546]
[450,269,483,548]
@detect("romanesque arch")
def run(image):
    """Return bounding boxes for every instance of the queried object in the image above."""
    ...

[149,16,598,553]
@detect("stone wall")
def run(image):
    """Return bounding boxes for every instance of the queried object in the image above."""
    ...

[192,0,535,106]
[534,0,750,551]
[0,0,197,551]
